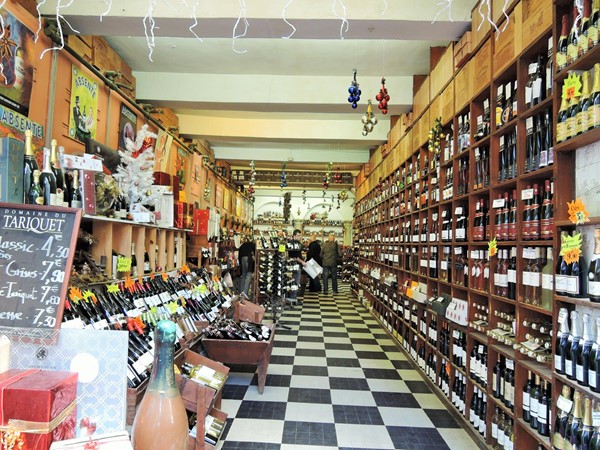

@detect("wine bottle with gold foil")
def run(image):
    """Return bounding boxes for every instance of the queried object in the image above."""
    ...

[553,384,572,449]
[593,64,600,128]
[23,129,38,204]
[557,95,570,143]
[580,396,594,450]
[579,71,592,134]
[565,391,583,450]
[558,14,570,71]
[567,5,581,65]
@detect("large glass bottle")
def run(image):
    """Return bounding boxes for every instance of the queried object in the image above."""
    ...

[578,313,593,387]
[50,139,65,207]
[132,320,188,450]
[590,317,600,392]
[553,384,572,449]
[580,396,594,450]
[39,146,57,206]
[23,129,38,204]
[566,391,583,450]
[588,228,600,302]
[556,307,571,374]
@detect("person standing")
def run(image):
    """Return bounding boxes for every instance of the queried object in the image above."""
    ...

[287,229,304,304]
[237,237,256,297]
[306,233,322,292]
[320,232,342,294]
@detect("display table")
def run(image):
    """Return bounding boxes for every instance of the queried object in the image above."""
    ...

[201,324,275,394]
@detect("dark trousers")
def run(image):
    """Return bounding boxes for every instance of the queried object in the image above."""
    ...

[322,265,338,293]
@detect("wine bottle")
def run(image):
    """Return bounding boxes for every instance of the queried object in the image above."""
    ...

[580,396,594,450]
[556,307,570,374]
[567,310,582,380]
[592,0,600,47]
[558,14,570,71]
[569,230,589,298]
[541,179,554,239]
[546,38,554,99]
[49,139,65,207]
[566,391,583,450]
[131,242,138,277]
[70,170,82,208]
[590,317,600,392]
[491,406,501,447]
[557,231,572,296]
[578,313,593,387]
[580,0,593,56]
[504,418,514,450]
[593,63,600,128]
[530,373,541,429]
[580,70,592,134]
[588,228,600,302]
[554,384,572,449]
[567,91,582,140]
[507,247,517,301]
[557,95,570,143]
[568,6,581,65]
[27,169,43,205]
[23,129,39,204]
[39,146,57,206]
[537,380,550,436]
[523,370,533,423]
[541,247,554,310]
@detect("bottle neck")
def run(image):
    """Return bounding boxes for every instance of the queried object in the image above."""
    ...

[583,398,593,426]
[42,148,52,172]
[24,132,34,157]
[572,313,581,338]
[582,316,592,341]
[147,322,179,393]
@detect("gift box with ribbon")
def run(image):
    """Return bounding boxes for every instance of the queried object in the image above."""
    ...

[0,369,78,450]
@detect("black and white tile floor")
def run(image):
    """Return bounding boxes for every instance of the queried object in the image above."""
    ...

[215,285,481,450]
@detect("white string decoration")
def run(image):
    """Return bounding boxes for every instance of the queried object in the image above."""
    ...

[574,0,583,39]
[34,0,48,43]
[432,0,453,23]
[181,0,203,42]
[100,0,112,22]
[282,0,296,39]
[143,0,158,61]
[500,0,509,32]
[232,0,249,53]
[332,0,349,40]
[380,0,388,16]
[0,0,6,83]
[40,0,80,60]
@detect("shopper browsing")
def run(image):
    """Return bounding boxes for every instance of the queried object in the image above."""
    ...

[306,233,322,292]
[287,229,305,304]
[320,232,342,294]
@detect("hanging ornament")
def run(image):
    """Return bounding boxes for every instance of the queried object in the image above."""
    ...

[297,207,301,217]
[322,162,332,189]
[375,77,390,114]
[310,212,317,221]
[278,197,282,207]
[302,189,307,204]
[338,190,349,202]
[346,69,361,109]
[282,192,292,222]
[333,167,343,183]
[361,100,378,136]
[280,162,288,189]
[203,179,211,200]
[247,160,256,201]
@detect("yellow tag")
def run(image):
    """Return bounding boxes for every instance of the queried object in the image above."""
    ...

[150,306,158,315]
[562,72,582,100]
[568,198,590,225]
[82,290,94,302]
[279,244,286,253]
[488,238,498,257]
[167,301,179,314]
[198,284,208,294]
[162,272,169,281]
[174,365,181,375]
[181,298,187,307]
[150,272,155,280]
[117,256,132,272]
[107,284,120,294]
[560,232,583,265]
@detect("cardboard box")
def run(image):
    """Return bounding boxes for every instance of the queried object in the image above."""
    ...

[0,137,24,203]
[0,369,78,450]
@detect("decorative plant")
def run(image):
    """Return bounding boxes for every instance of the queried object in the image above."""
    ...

[428,116,444,154]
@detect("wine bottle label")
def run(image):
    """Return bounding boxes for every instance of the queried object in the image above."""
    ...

[492,423,498,439]
[565,359,573,375]
[565,275,580,295]
[542,274,554,290]
[505,438,514,450]
[557,121,567,143]
[590,370,597,389]
[523,392,530,410]
[590,27,599,46]
[589,280,600,296]
[554,354,562,371]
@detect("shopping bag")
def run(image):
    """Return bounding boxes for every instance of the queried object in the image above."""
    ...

[303,258,323,279]
[223,271,234,288]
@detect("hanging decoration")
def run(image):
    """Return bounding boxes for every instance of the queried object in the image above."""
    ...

[347,69,361,109]
[114,124,162,208]
[280,162,288,189]
[232,0,249,54]
[323,162,332,189]
[302,189,307,204]
[428,116,444,154]
[376,77,390,114]
[338,190,349,202]
[309,212,317,221]
[283,191,292,222]
[321,211,329,221]
[333,167,343,183]
[361,100,378,136]
[296,207,301,217]
[247,160,256,202]
[332,0,349,39]
[203,178,211,200]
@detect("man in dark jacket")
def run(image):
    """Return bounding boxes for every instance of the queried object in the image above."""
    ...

[306,233,322,292]
[320,232,342,294]
[238,238,256,296]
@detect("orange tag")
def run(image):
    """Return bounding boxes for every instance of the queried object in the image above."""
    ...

[488,238,498,257]
[568,198,590,225]
[181,264,190,274]
[162,272,169,281]
[150,272,155,280]
[125,277,135,290]
[69,287,83,303]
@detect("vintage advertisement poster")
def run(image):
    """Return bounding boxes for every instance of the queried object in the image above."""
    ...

[154,128,172,172]
[118,102,137,150]
[0,10,35,116]
[189,153,202,198]
[69,65,99,142]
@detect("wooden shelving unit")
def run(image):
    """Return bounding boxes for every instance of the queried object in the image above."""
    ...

[353,0,600,448]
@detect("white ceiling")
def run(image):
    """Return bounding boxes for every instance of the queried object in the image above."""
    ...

[40,0,476,175]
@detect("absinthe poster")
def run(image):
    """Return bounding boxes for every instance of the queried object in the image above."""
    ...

[118,102,137,151]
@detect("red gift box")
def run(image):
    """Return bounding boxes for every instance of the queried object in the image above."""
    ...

[153,171,171,186]
[192,209,210,236]
[174,202,185,229]
[172,176,180,202]
[0,369,78,450]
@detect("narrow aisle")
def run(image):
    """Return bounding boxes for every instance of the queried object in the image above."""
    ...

[216,285,482,450]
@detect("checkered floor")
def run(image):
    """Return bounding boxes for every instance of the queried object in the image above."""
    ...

[215,285,481,450]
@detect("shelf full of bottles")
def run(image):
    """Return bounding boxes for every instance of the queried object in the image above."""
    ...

[354,1,600,448]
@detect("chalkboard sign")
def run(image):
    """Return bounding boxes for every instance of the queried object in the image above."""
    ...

[0,202,81,329]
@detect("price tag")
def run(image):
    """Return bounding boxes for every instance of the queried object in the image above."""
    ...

[505,359,514,370]
[117,256,132,272]
[557,309,568,324]
[521,188,534,201]
[522,247,536,259]
[500,135,505,147]
[454,247,463,255]
[279,244,286,253]
[455,207,463,215]
[557,395,574,414]
[471,250,479,259]
[593,411,600,427]
[453,330,460,339]
[492,198,506,209]
[478,345,484,354]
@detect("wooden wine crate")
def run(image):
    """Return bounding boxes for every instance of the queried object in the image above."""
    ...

[521,0,553,49]
[188,407,227,450]
[389,119,401,150]
[492,0,520,24]
[454,31,472,70]
[454,60,473,111]
[493,2,523,77]
[419,108,430,148]
[400,130,412,163]
[472,38,492,97]
[429,43,454,99]
[413,76,430,119]
[471,0,491,49]
[440,79,455,125]
[66,35,92,63]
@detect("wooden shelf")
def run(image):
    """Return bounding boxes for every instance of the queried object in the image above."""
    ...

[555,43,600,83]
[490,394,514,417]
[555,127,600,153]
[516,417,552,450]
[518,359,553,384]
[554,372,600,402]
[554,294,597,307]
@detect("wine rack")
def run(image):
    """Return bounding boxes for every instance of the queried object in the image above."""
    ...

[353,0,600,448]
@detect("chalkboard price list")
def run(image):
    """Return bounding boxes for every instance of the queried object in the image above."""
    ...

[0,204,80,329]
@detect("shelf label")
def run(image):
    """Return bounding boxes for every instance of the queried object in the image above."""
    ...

[492,198,505,209]
[522,247,536,260]
[521,188,534,201]
[455,207,463,215]
[560,232,583,265]
[557,395,574,414]
[593,411,600,427]
[505,359,514,370]
[454,247,463,255]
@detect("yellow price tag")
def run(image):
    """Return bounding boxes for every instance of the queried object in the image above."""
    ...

[117,256,132,272]
[560,232,583,265]
[161,272,169,281]
[107,284,120,294]
[167,302,179,314]
[488,238,498,257]
[562,72,582,100]
[82,290,94,302]
[279,244,286,253]
[198,284,208,294]
[69,287,83,304]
